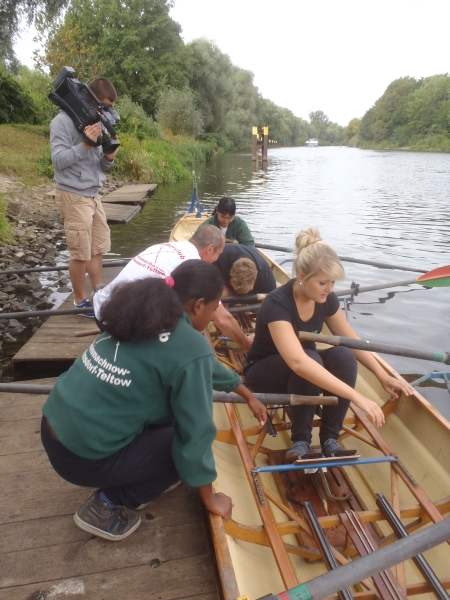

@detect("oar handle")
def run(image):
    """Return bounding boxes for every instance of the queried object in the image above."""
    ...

[298,332,450,365]
[213,392,338,406]
[0,384,338,405]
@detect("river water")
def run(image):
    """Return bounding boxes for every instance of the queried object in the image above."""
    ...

[109,147,450,417]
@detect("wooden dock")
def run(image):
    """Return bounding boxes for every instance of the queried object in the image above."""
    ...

[102,183,157,205]
[0,378,220,600]
[12,266,122,377]
[102,202,143,224]
[47,184,157,224]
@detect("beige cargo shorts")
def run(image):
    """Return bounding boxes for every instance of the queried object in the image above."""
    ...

[56,190,111,261]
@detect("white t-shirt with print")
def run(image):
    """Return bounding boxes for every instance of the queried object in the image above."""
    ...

[93,241,200,317]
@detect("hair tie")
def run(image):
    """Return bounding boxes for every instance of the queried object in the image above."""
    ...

[164,275,175,288]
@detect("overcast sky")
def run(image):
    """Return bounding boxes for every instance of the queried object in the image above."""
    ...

[14,0,449,126]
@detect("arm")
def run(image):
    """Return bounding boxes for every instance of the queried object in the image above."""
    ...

[170,354,234,519]
[235,217,255,246]
[212,304,254,350]
[198,484,233,521]
[210,348,267,425]
[268,320,385,426]
[50,119,102,170]
[325,309,415,399]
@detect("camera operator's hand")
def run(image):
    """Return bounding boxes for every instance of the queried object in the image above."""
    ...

[82,124,102,150]
[105,136,120,162]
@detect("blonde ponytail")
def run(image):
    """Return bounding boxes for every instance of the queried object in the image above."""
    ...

[293,227,345,281]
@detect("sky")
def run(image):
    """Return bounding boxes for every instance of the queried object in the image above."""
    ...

[14,0,450,126]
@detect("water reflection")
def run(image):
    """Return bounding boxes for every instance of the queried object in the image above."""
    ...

[110,147,450,417]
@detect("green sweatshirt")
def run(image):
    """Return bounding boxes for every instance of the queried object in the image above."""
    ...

[42,313,241,488]
[200,214,255,246]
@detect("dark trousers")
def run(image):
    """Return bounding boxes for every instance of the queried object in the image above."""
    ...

[245,347,357,445]
[41,417,179,510]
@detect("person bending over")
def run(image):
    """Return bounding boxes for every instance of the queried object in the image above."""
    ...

[216,243,277,297]
[244,227,414,461]
[200,197,254,246]
[93,225,254,350]
[41,260,267,542]
[50,77,120,317]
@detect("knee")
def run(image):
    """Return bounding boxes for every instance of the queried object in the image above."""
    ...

[326,346,358,380]
[304,349,324,367]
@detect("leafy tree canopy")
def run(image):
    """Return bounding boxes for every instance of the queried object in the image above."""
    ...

[0,0,68,63]
[39,0,188,114]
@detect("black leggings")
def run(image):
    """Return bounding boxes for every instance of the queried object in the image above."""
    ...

[41,417,179,509]
[245,346,357,445]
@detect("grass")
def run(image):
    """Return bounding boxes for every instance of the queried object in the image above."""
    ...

[0,124,51,187]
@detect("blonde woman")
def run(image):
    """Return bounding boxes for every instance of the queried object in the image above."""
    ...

[244,227,414,461]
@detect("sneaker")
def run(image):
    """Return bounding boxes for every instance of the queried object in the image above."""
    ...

[285,441,311,462]
[136,480,182,510]
[322,438,358,458]
[74,298,95,318]
[73,492,141,541]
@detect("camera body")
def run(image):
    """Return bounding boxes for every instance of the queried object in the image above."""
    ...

[49,66,120,154]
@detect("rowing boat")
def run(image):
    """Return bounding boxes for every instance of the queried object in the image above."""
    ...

[170,210,450,600]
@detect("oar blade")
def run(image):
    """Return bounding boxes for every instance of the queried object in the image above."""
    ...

[416,266,450,288]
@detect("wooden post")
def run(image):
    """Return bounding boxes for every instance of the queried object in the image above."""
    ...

[252,126,258,161]
[262,126,269,161]
[252,126,269,161]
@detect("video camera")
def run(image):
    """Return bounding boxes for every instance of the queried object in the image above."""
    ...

[49,66,120,154]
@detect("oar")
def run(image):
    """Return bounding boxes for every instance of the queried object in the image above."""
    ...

[255,243,427,273]
[0,259,131,276]
[337,265,450,296]
[297,332,450,365]
[0,384,337,406]
[222,293,267,304]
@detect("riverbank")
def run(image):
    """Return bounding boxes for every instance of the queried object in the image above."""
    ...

[0,171,129,379]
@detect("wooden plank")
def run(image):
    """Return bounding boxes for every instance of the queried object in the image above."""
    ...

[0,491,202,555]
[0,520,210,588]
[0,557,217,600]
[224,403,298,589]
[104,203,142,223]
[102,183,157,204]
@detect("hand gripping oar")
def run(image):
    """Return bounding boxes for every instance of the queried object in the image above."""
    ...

[298,332,450,365]
[0,384,338,405]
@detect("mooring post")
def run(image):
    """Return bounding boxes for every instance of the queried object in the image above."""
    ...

[252,126,269,161]
[262,126,269,161]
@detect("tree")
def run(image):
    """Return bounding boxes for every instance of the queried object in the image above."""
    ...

[41,0,190,114]
[156,87,203,137]
[0,0,68,63]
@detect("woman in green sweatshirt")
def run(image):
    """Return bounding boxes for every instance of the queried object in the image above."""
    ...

[41,260,267,541]
[199,196,255,246]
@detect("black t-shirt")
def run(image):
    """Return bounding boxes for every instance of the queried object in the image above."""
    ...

[247,279,340,362]
[216,244,277,294]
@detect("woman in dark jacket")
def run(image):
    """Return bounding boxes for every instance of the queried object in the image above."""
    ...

[200,197,254,246]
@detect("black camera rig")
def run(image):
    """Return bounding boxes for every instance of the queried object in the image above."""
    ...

[49,66,120,154]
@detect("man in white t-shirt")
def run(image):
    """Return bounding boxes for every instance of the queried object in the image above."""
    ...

[93,225,253,349]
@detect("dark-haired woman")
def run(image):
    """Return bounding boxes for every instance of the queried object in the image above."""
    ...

[200,197,255,246]
[41,260,267,541]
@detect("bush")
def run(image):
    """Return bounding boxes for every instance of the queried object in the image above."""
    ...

[0,69,36,124]
[0,194,14,243]
[114,134,216,184]
[156,87,204,137]
[15,67,58,125]
[115,96,161,141]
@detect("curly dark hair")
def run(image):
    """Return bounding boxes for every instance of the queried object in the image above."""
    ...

[98,260,224,341]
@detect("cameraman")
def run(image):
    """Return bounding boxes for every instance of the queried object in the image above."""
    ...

[50,77,119,316]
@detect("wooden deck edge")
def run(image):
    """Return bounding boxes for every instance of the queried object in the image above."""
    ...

[208,484,240,600]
